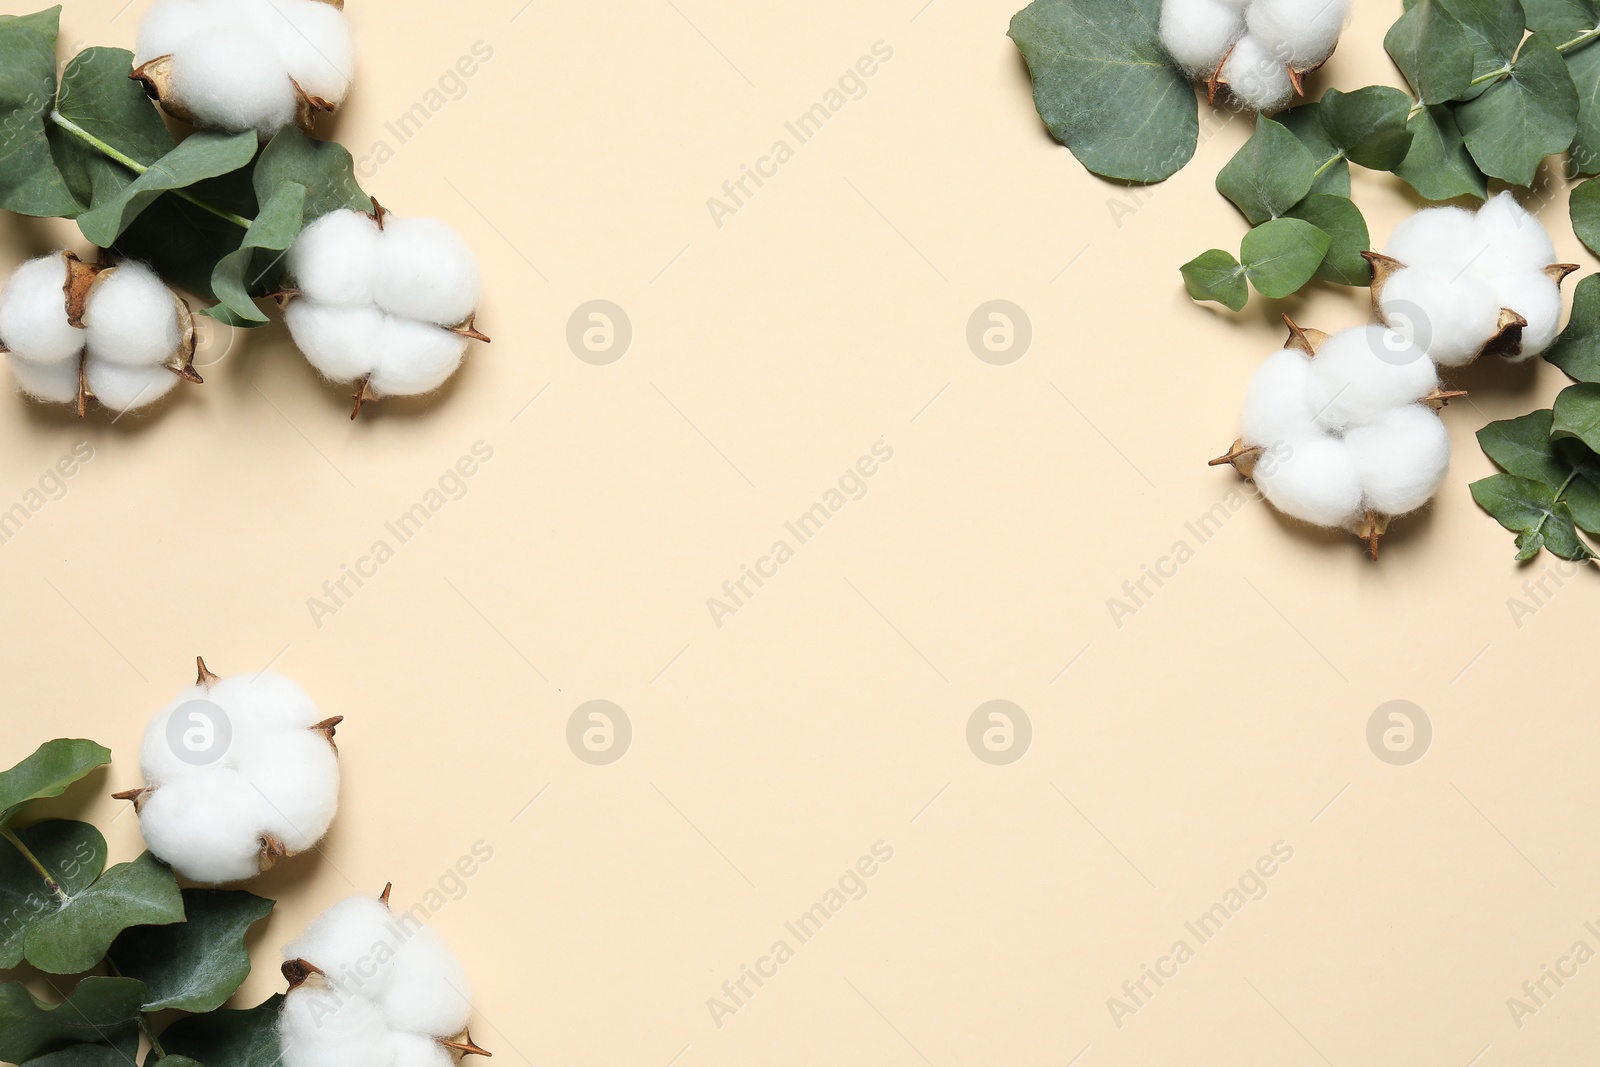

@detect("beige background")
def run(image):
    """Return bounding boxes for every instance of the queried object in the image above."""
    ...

[3,0,1599,1063]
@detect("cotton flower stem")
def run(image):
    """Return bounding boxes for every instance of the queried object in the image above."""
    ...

[0,826,69,903]
[47,110,254,231]
[350,378,370,420]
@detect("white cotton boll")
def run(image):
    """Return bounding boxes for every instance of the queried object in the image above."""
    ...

[1384,206,1478,272]
[1492,272,1565,359]
[1378,267,1501,368]
[285,301,386,383]
[369,318,468,397]
[283,896,400,996]
[382,928,473,1037]
[137,772,271,885]
[1245,0,1349,69]
[138,684,216,786]
[1159,0,1245,77]
[235,731,339,853]
[83,263,179,368]
[211,671,324,732]
[281,986,398,1067]
[1308,326,1437,431]
[1472,192,1557,277]
[290,210,382,308]
[1220,35,1294,112]
[1252,437,1364,528]
[9,354,79,405]
[1240,348,1317,447]
[387,1033,454,1067]
[135,0,229,65]
[85,361,179,412]
[1345,405,1451,517]
[0,255,82,366]
[374,218,483,328]
[170,26,298,134]
[257,0,356,104]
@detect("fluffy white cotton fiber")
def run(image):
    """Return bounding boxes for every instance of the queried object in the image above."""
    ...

[1234,326,1452,534]
[136,0,355,135]
[1378,193,1571,363]
[131,666,340,884]
[1159,0,1348,109]
[280,892,480,1067]
[284,209,485,403]
[0,253,191,413]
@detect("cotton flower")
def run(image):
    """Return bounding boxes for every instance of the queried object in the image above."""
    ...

[279,887,488,1067]
[133,0,355,136]
[0,252,199,416]
[1212,319,1460,558]
[1368,194,1578,366]
[1159,0,1349,112]
[117,657,342,885]
[283,205,490,417]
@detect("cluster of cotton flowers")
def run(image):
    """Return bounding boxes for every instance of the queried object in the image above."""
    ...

[134,0,355,135]
[116,658,342,885]
[1212,321,1460,558]
[1159,0,1349,112]
[283,206,489,417]
[1366,193,1578,367]
[280,888,488,1067]
[0,252,199,415]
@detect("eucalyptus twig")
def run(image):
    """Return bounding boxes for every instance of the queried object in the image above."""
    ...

[0,825,69,904]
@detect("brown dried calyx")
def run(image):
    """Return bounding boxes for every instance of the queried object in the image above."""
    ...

[1204,42,1329,106]
[1363,252,1580,363]
[56,251,201,417]
[130,57,336,135]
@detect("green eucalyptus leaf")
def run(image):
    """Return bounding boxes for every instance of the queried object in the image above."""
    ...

[252,127,371,221]
[111,888,274,1012]
[1573,178,1600,256]
[77,131,258,248]
[1216,115,1317,225]
[0,977,144,1065]
[112,166,257,301]
[0,12,80,218]
[1395,103,1488,200]
[1556,441,1600,532]
[208,181,306,326]
[26,1043,142,1067]
[48,47,175,211]
[25,851,184,974]
[145,1057,204,1067]
[1478,409,1569,484]
[1007,0,1198,182]
[1241,217,1332,299]
[1522,0,1600,37]
[1471,473,1596,560]
[1546,273,1600,379]
[1457,34,1579,186]
[1566,36,1600,175]
[0,739,111,825]
[1285,193,1371,285]
[1318,86,1416,170]
[1449,0,1528,67]
[157,995,286,1067]
[1278,103,1350,196]
[1180,249,1247,311]
[0,820,107,968]
[1551,381,1600,452]
[1385,0,1478,103]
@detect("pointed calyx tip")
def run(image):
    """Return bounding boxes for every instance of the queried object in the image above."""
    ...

[1280,315,1327,357]
[379,882,393,908]
[196,656,220,687]
[1209,438,1263,478]
[350,378,370,420]
[1357,510,1388,562]
[310,716,344,748]
[282,957,324,990]
[439,1031,492,1058]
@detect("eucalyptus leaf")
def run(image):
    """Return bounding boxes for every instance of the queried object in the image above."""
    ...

[0,13,80,218]
[77,131,257,248]
[208,181,306,326]
[1478,409,1570,484]
[1566,36,1600,175]
[112,169,257,301]
[49,47,175,210]
[157,995,286,1067]
[27,1045,142,1067]
[24,851,184,974]
[1007,0,1198,182]
[1180,249,1247,311]
[1546,273,1600,380]
[1278,103,1350,196]
[1318,86,1415,170]
[1395,103,1488,200]
[1385,0,1478,104]
[0,820,107,968]
[111,888,274,1012]
[1216,115,1317,225]
[0,739,111,825]
[1572,177,1600,257]
[252,127,371,221]
[1551,382,1600,453]
[1457,34,1579,186]
[1521,0,1599,38]
[1285,193,1371,285]
[1241,217,1332,299]
[1471,473,1596,560]
[0,977,144,1065]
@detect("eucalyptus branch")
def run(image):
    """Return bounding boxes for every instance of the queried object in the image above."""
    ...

[0,826,69,905]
